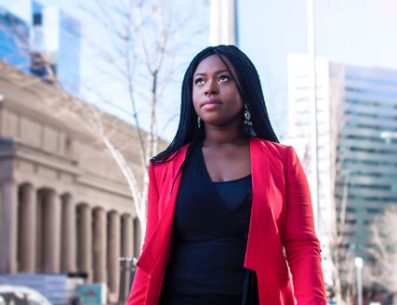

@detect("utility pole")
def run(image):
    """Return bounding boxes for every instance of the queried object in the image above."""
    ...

[307,0,320,231]
[209,0,238,45]
[354,257,364,305]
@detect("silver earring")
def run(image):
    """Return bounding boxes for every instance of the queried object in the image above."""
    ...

[244,104,256,137]
[197,117,201,128]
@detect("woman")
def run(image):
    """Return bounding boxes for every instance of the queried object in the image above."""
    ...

[127,45,326,305]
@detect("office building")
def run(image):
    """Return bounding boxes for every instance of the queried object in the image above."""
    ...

[30,1,81,95]
[0,5,30,72]
[287,53,397,290]
[0,0,81,96]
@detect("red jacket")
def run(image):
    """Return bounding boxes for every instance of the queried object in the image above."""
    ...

[127,138,326,305]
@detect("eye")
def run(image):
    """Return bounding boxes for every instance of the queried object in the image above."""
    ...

[218,74,231,82]
[194,77,205,86]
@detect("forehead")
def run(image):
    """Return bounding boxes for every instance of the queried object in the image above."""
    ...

[194,54,237,75]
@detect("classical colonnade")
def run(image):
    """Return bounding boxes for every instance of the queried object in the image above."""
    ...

[1,181,139,294]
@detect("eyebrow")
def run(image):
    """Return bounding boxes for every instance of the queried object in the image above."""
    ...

[193,69,230,77]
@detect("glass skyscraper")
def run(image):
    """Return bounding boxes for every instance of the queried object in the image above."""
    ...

[0,5,30,72]
[56,10,80,95]
[0,0,81,96]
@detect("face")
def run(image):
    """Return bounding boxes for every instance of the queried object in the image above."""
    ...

[192,54,243,128]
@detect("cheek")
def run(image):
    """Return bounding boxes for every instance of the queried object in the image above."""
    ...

[192,89,200,113]
[238,96,244,109]
[233,93,243,111]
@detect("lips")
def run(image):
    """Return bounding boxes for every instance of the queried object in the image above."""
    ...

[201,99,222,108]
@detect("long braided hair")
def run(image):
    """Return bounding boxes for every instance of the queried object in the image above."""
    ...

[152,45,279,164]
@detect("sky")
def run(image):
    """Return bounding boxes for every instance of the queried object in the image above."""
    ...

[0,0,210,140]
[1,0,397,141]
[239,0,397,138]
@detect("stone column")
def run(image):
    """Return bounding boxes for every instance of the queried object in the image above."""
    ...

[45,190,61,273]
[108,212,120,295]
[93,208,107,284]
[19,184,36,273]
[122,214,133,258]
[119,214,134,303]
[0,181,18,273]
[79,204,93,282]
[61,194,76,273]
[133,218,142,258]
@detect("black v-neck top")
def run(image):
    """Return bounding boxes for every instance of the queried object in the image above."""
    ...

[159,143,257,305]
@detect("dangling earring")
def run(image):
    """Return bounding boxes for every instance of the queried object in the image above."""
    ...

[243,104,256,137]
[197,117,201,129]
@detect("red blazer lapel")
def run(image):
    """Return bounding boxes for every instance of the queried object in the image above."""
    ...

[245,139,290,303]
[245,138,285,267]
[137,145,188,275]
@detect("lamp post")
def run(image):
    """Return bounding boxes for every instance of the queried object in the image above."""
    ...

[354,256,364,305]
[307,0,320,232]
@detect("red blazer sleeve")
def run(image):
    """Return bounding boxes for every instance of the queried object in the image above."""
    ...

[127,162,159,305]
[282,146,327,305]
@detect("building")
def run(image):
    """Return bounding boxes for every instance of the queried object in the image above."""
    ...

[30,1,81,96]
[287,54,334,287]
[0,62,144,302]
[0,5,30,72]
[0,0,81,96]
[287,54,397,292]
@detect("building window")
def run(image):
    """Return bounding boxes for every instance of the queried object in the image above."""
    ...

[366,208,382,214]
[33,13,42,26]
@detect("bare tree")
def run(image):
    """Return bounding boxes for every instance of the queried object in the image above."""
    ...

[366,205,397,304]
[1,0,209,247]
[74,0,208,246]
[328,65,357,305]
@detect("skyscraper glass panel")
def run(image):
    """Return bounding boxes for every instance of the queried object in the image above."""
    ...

[0,6,29,72]
[57,11,80,96]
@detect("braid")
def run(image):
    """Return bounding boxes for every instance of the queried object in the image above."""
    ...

[151,45,279,164]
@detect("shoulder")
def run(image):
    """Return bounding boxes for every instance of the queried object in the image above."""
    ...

[150,143,190,174]
[251,138,295,162]
[251,138,306,183]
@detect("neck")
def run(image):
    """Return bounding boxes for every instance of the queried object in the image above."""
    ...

[203,124,246,147]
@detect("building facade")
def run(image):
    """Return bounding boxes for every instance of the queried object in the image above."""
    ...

[287,54,397,292]
[30,1,81,96]
[0,63,143,301]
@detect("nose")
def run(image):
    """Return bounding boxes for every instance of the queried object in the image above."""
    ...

[204,79,219,95]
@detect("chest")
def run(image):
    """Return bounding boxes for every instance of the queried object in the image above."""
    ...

[202,145,251,182]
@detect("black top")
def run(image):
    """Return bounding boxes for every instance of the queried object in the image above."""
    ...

[159,143,258,305]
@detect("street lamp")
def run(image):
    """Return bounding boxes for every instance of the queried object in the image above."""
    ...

[306,0,321,233]
[354,256,364,305]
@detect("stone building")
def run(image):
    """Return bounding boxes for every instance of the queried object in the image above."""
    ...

[0,62,146,300]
